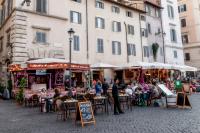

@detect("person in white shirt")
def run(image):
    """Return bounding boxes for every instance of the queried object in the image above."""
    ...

[125,85,133,96]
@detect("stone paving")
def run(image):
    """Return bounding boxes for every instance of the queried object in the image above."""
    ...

[0,94,200,133]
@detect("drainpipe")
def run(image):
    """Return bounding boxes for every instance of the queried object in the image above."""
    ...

[124,22,129,63]
[86,0,89,62]
[139,13,144,62]
[160,9,166,63]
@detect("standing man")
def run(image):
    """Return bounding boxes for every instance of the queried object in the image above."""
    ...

[112,78,124,115]
[102,78,109,96]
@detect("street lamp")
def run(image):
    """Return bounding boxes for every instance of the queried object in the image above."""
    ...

[21,0,31,6]
[68,28,75,90]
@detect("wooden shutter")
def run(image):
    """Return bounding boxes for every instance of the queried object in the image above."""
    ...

[118,42,121,55]
[112,41,115,54]
[78,13,82,24]
[70,11,73,23]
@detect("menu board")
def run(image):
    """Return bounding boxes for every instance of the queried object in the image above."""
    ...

[77,102,95,127]
[55,70,64,85]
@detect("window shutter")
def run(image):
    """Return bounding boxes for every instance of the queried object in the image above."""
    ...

[42,33,46,43]
[171,7,174,18]
[167,6,170,17]
[174,30,177,42]
[36,0,41,12]
[127,44,131,55]
[95,17,98,28]
[112,22,114,32]
[112,42,115,54]
[170,29,173,41]
[78,13,82,24]
[118,42,121,55]
[42,0,47,13]
[118,22,121,32]
[133,45,136,56]
[70,11,73,22]
[102,19,105,29]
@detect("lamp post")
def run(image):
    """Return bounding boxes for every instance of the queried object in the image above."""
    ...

[68,28,75,90]
[21,0,31,6]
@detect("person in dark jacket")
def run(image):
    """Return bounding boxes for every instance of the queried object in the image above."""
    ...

[112,78,124,115]
[102,78,109,95]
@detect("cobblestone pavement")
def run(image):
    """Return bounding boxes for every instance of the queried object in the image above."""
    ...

[1,94,200,133]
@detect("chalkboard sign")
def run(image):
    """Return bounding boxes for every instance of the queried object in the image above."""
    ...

[77,102,95,127]
[176,92,192,108]
[176,92,184,107]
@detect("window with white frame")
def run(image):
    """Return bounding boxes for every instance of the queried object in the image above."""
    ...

[73,35,80,51]
[128,44,136,56]
[112,21,121,32]
[126,11,132,17]
[127,25,134,35]
[95,0,104,9]
[36,31,47,44]
[97,38,104,53]
[141,28,148,37]
[95,17,105,29]
[178,4,187,13]
[143,46,149,57]
[112,41,121,55]
[160,47,163,56]
[6,33,10,47]
[36,0,47,13]
[147,23,151,34]
[182,34,189,44]
[185,53,190,61]
[111,6,120,13]
[174,50,178,58]
[170,29,177,42]
[167,5,174,19]
[7,0,13,16]
[70,11,82,24]
[181,18,186,27]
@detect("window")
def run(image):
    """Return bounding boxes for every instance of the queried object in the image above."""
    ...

[182,34,189,44]
[95,17,105,29]
[6,33,10,47]
[126,11,132,17]
[147,23,151,34]
[167,5,174,19]
[141,29,148,37]
[97,38,104,53]
[112,41,121,55]
[181,18,186,27]
[112,21,121,32]
[72,0,81,3]
[140,15,146,21]
[145,5,151,15]
[96,0,104,9]
[174,50,178,58]
[0,37,3,52]
[143,46,149,57]
[7,0,13,16]
[160,47,163,56]
[112,6,120,13]
[73,35,80,51]
[36,0,47,13]
[127,25,134,35]
[170,29,177,42]
[128,44,136,56]
[185,53,190,61]
[70,11,81,24]
[36,32,46,43]
[155,9,161,18]
[178,4,187,13]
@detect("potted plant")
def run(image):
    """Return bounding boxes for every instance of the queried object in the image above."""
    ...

[152,43,159,62]
[16,78,27,105]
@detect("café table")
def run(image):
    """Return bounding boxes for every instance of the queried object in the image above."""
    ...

[63,99,78,120]
[119,94,130,110]
[93,96,109,114]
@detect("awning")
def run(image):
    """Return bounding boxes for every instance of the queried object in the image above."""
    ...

[26,58,77,64]
[91,63,118,69]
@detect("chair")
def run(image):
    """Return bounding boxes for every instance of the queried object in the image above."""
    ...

[56,99,66,121]
[65,101,77,118]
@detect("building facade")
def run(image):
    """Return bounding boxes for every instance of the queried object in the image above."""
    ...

[160,0,184,65]
[143,0,164,63]
[0,0,146,83]
[178,0,200,73]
